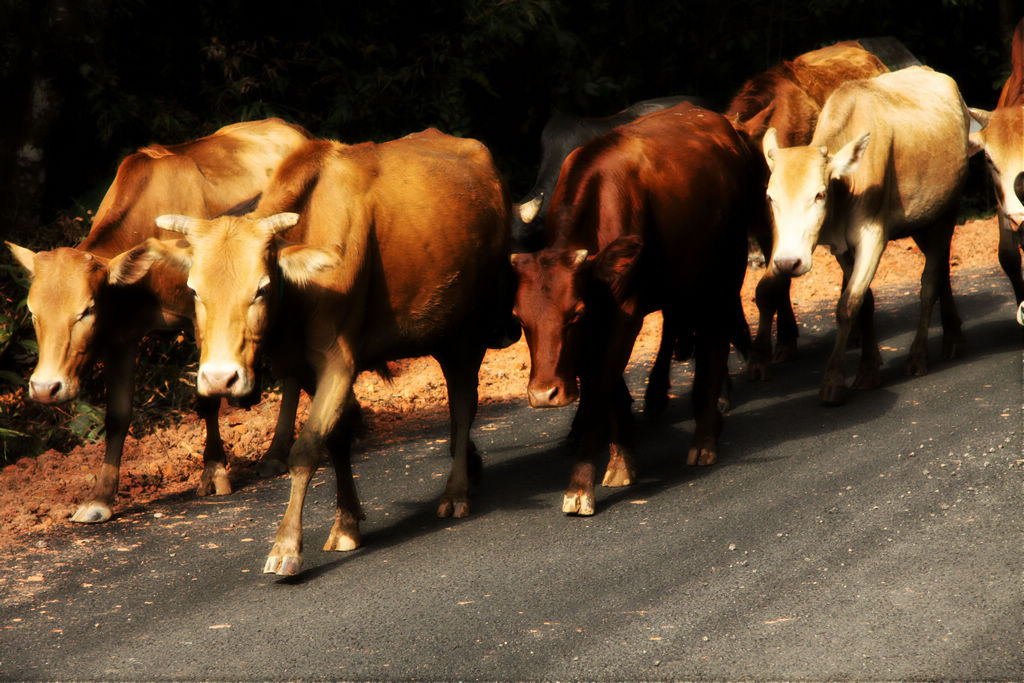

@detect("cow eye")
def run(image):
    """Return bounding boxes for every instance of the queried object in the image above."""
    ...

[253,283,272,303]
[77,302,95,322]
[567,302,585,325]
[186,285,200,303]
[814,190,827,203]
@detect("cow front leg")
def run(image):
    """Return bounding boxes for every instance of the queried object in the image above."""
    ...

[602,377,636,487]
[821,234,883,405]
[195,396,231,496]
[998,213,1024,305]
[322,411,364,553]
[265,364,355,576]
[258,376,300,477]
[71,343,137,523]
[435,344,486,518]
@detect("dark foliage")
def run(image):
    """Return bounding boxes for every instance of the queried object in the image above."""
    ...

[0,0,1019,458]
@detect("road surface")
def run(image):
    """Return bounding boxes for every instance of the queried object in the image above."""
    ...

[2,262,1022,680]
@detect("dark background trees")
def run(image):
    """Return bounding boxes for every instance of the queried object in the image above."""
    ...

[2,0,1021,241]
[0,0,1020,457]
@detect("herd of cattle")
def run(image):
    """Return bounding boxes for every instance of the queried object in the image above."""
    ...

[7,28,1024,576]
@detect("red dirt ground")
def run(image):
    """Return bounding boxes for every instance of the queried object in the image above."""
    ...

[0,216,1005,552]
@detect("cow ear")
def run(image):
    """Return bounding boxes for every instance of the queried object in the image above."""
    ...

[6,242,36,279]
[279,245,341,286]
[762,127,779,172]
[829,132,870,181]
[593,236,642,303]
[108,238,192,285]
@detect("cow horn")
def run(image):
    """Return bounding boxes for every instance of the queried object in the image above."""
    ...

[517,196,542,224]
[258,212,301,234]
[156,214,200,235]
[572,249,588,265]
[968,107,992,128]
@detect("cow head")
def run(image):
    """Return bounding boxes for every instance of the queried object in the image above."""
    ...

[112,213,339,399]
[762,126,870,276]
[510,236,642,408]
[5,243,117,403]
[969,106,1024,232]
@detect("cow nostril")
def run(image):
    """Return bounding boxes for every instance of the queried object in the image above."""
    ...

[30,379,62,400]
[546,386,559,401]
[224,370,239,389]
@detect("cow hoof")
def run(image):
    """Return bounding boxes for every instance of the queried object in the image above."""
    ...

[562,491,595,516]
[772,340,799,364]
[601,464,634,488]
[643,387,669,417]
[819,383,849,406]
[255,458,288,478]
[686,446,717,467]
[264,554,303,576]
[942,336,966,360]
[437,498,470,519]
[197,466,232,497]
[323,530,361,552]
[905,358,928,377]
[746,359,771,382]
[70,501,113,524]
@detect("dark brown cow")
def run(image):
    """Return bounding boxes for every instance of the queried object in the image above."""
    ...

[968,17,1024,324]
[510,102,761,516]
[6,118,311,523]
[726,40,912,379]
[114,129,514,575]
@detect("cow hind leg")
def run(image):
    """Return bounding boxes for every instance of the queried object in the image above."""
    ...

[687,332,729,466]
[435,343,486,519]
[643,316,674,416]
[71,344,137,523]
[908,222,962,375]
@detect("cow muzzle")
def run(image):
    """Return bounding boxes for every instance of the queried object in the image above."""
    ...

[28,373,76,404]
[197,362,251,397]
[527,381,577,408]
[771,256,811,277]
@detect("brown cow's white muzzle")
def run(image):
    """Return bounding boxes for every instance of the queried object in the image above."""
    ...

[197,362,249,397]
[28,373,76,404]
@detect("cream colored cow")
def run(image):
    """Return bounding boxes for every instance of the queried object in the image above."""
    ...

[762,66,971,405]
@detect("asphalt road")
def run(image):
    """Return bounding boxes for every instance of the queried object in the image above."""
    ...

[2,262,1022,681]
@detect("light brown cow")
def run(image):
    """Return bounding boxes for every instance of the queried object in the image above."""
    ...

[726,39,913,379]
[6,118,311,523]
[967,17,1024,325]
[113,129,514,575]
[762,66,970,405]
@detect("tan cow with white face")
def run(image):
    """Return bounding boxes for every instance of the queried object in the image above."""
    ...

[6,118,311,523]
[114,129,515,576]
[968,16,1024,326]
[763,66,970,405]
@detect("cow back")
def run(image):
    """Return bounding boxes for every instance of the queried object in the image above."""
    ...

[83,118,311,259]
[814,67,969,225]
[547,102,760,304]
[255,129,511,357]
[997,17,1024,107]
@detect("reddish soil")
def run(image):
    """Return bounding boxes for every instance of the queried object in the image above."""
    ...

[0,216,1005,552]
